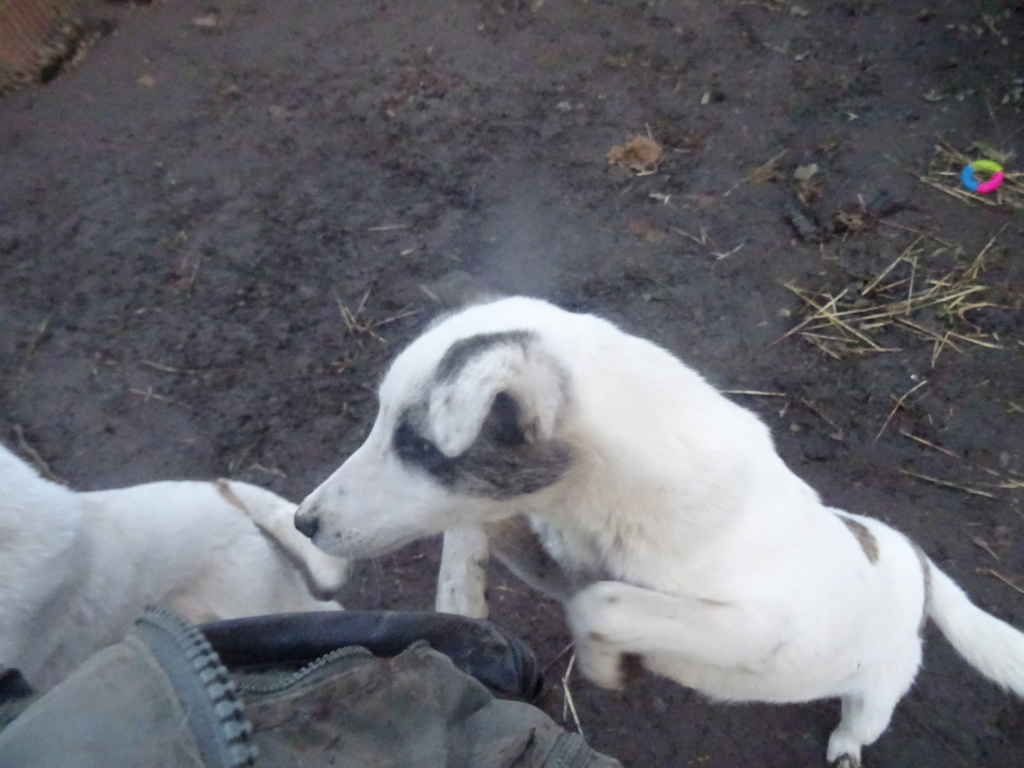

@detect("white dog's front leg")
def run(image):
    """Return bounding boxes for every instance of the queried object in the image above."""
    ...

[435,517,578,619]
[567,580,784,689]
[436,524,491,619]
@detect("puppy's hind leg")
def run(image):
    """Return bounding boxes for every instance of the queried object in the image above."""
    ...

[826,638,922,767]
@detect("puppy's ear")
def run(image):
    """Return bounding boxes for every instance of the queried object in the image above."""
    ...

[428,338,566,457]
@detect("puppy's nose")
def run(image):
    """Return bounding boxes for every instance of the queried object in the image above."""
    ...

[294,509,320,539]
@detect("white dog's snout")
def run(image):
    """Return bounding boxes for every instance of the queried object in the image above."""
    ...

[294,503,321,539]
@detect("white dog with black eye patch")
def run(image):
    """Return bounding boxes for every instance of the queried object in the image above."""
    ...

[1,443,349,692]
[295,296,1024,767]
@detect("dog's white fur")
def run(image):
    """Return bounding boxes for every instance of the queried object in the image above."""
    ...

[295,296,1024,767]
[0,443,348,691]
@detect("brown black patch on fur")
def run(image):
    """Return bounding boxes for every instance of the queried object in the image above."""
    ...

[839,515,880,564]
[433,330,537,384]
[393,396,573,499]
[213,479,249,513]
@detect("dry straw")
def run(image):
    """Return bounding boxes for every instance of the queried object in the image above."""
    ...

[779,228,1009,364]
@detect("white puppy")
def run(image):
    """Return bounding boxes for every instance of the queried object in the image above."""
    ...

[294,296,1024,767]
[0,443,348,691]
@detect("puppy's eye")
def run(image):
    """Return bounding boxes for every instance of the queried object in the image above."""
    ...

[393,422,443,464]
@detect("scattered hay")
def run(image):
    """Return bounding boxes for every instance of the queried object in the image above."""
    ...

[12,424,63,483]
[897,429,1024,499]
[918,140,1023,212]
[723,149,788,198]
[983,569,1024,596]
[561,651,585,738]
[780,230,1010,362]
[128,386,181,406]
[799,397,844,440]
[721,389,786,398]
[333,289,419,345]
[606,133,663,175]
[876,380,928,440]
[973,536,1001,562]
[20,316,51,374]
[898,468,996,498]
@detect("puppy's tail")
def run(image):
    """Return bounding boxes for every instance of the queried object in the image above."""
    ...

[927,560,1024,696]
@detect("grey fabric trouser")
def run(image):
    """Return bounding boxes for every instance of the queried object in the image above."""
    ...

[0,606,621,768]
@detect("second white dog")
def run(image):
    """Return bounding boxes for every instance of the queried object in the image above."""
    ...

[294,296,1024,767]
[1,443,349,691]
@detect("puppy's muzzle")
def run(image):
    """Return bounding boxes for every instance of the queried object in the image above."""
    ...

[294,506,321,539]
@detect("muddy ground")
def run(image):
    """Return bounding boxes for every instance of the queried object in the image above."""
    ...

[2,0,1023,765]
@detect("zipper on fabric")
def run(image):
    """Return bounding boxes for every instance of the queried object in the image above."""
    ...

[135,605,259,768]
[235,645,376,697]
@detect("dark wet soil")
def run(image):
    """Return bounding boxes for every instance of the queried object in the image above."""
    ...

[2,1,1023,765]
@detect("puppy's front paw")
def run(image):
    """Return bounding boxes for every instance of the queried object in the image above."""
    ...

[567,581,641,690]
[572,630,626,690]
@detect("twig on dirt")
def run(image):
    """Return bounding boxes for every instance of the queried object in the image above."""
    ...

[336,289,376,339]
[804,336,844,359]
[972,537,1001,562]
[12,424,63,483]
[898,468,995,498]
[903,252,918,315]
[561,652,585,738]
[898,429,1024,497]
[784,283,894,352]
[983,568,1024,595]
[542,641,577,674]
[183,256,201,293]
[713,242,745,260]
[671,225,710,247]
[901,707,971,766]
[141,360,191,374]
[721,389,786,397]
[738,0,789,11]
[334,289,419,344]
[898,429,960,459]
[768,292,834,347]
[227,445,256,478]
[128,386,182,405]
[799,398,844,440]
[251,462,287,478]
[876,380,928,440]
[963,225,1008,282]
[722,149,788,198]
[862,237,924,295]
[877,220,955,249]
[20,317,51,373]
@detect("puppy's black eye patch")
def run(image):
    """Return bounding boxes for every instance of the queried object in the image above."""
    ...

[393,421,453,479]
[393,421,438,461]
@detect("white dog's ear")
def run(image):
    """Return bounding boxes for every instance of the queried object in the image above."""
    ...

[428,335,566,457]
